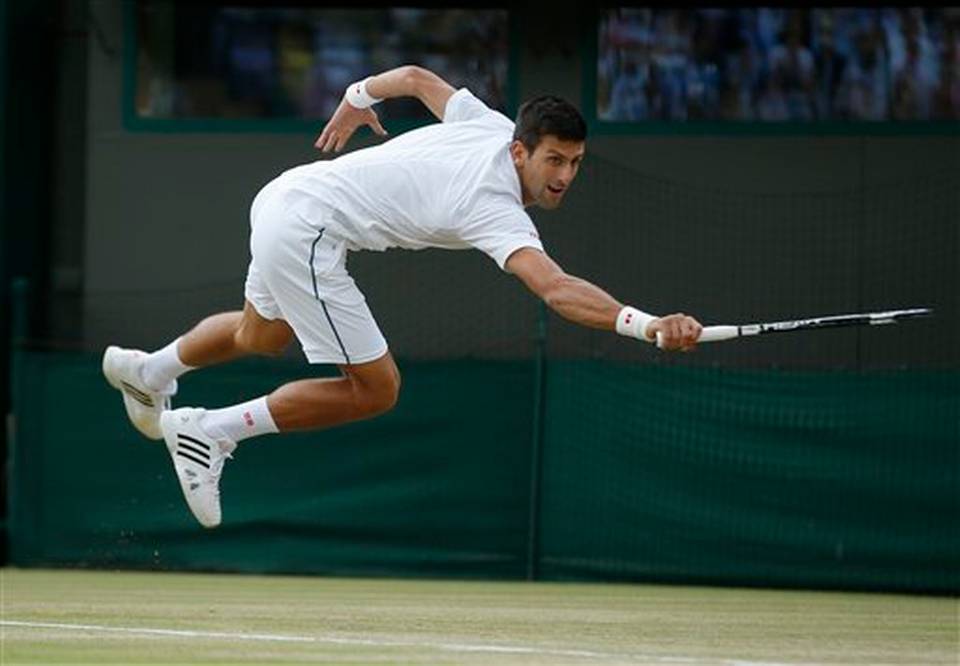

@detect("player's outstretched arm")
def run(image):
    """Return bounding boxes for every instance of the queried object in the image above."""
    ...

[315,65,456,152]
[505,247,702,351]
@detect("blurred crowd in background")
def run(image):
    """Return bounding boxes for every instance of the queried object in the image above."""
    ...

[598,8,960,121]
[135,6,509,120]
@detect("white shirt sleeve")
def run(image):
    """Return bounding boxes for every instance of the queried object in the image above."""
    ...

[459,203,544,271]
[443,88,513,131]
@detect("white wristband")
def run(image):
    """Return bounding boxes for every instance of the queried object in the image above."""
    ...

[345,77,383,109]
[616,306,658,343]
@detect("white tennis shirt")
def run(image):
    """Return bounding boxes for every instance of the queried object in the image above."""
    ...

[278,88,544,270]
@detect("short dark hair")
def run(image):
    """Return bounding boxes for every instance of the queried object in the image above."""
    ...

[513,95,587,153]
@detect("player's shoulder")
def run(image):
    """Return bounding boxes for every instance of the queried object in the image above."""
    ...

[444,88,514,129]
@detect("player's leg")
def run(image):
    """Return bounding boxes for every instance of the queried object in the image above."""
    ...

[173,266,399,448]
[102,243,292,440]
[158,220,398,527]
[168,260,295,372]
[158,351,401,529]
[180,349,399,457]
[177,300,295,367]
[266,350,401,431]
[104,161,291,439]
[159,350,400,529]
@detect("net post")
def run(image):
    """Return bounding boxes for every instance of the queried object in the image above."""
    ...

[5,277,29,563]
[525,301,548,581]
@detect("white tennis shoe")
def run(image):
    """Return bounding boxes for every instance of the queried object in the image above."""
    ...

[160,407,236,528]
[102,345,177,440]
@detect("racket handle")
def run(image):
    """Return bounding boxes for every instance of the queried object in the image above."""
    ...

[698,326,740,342]
[655,325,739,348]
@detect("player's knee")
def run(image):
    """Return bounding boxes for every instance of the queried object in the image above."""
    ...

[355,369,400,417]
[371,373,401,416]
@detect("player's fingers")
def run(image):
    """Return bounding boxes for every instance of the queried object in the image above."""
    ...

[323,131,340,153]
[316,129,332,152]
[369,114,388,136]
[674,315,688,345]
[334,133,349,152]
[314,127,329,150]
[682,327,698,351]
[668,319,684,350]
[681,317,701,352]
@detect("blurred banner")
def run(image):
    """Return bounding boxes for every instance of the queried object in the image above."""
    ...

[597,8,960,122]
[133,5,511,122]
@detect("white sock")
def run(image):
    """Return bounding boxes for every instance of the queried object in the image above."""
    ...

[200,396,279,444]
[141,337,193,392]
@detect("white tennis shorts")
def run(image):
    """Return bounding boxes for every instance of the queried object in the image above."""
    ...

[244,177,388,366]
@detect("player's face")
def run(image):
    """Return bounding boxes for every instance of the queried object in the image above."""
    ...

[512,136,585,209]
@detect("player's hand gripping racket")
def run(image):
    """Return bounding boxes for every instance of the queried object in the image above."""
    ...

[656,308,933,348]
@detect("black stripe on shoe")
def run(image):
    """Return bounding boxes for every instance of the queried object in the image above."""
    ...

[178,433,211,450]
[178,441,211,460]
[176,450,210,468]
[121,381,155,407]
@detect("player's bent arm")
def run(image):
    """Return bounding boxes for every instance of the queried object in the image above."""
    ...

[505,247,703,351]
[365,65,456,122]
[316,65,457,152]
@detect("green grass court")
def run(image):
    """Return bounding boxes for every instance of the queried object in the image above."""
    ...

[1,569,955,665]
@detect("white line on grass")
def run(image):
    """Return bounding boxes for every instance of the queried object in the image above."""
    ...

[2,620,609,658]
[1,620,844,665]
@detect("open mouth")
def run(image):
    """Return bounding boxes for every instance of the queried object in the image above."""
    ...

[547,185,565,194]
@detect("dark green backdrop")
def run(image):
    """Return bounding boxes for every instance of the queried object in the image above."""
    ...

[8,349,958,594]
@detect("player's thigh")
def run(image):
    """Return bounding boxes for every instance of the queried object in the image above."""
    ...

[241,260,295,354]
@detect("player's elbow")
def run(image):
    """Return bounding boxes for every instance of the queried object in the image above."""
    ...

[402,65,432,95]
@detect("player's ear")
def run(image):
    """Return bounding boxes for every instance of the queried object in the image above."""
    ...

[509,140,528,167]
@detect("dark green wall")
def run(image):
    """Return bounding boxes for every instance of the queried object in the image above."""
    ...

[8,351,959,593]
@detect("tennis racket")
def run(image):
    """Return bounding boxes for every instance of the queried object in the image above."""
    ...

[657,307,933,347]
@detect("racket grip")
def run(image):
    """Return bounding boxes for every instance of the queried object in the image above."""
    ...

[655,325,739,348]
[698,326,739,342]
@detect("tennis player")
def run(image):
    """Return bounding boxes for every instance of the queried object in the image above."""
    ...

[103,65,702,528]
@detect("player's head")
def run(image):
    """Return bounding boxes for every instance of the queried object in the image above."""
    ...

[511,96,587,210]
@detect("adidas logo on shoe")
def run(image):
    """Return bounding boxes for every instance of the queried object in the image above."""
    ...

[160,407,236,528]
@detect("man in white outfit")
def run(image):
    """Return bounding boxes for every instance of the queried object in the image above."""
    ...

[103,65,703,528]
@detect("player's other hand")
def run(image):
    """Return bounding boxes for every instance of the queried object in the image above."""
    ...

[648,313,702,351]
[314,98,387,153]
